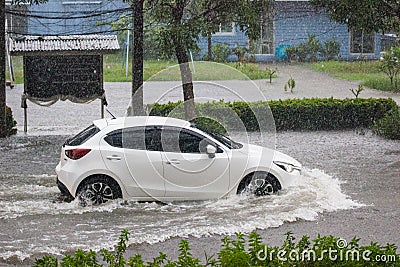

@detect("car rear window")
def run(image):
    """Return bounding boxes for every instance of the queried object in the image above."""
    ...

[65,124,100,146]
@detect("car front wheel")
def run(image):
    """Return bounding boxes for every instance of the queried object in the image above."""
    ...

[77,175,122,206]
[237,172,281,196]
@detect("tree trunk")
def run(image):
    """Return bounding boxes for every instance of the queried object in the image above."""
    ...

[130,0,145,116]
[0,0,6,137]
[207,32,212,61]
[172,35,196,120]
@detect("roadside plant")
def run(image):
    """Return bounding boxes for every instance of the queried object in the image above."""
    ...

[33,230,400,267]
[379,46,400,90]
[284,77,296,93]
[349,84,364,98]
[265,67,277,83]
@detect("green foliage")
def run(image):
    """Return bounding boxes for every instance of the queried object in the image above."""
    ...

[265,67,277,83]
[286,34,323,62]
[379,46,400,90]
[287,36,341,62]
[211,44,231,63]
[349,84,364,98]
[34,230,400,267]
[309,60,400,93]
[232,45,249,63]
[284,77,296,93]
[148,98,397,132]
[101,229,130,267]
[33,256,58,267]
[374,106,400,140]
[323,39,341,60]
[5,106,17,136]
[310,0,400,34]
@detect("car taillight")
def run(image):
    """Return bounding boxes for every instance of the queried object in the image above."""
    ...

[65,148,91,160]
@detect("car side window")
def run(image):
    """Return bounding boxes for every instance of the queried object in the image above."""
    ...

[104,130,122,148]
[104,127,149,150]
[160,127,208,154]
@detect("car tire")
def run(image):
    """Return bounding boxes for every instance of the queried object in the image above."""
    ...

[77,175,122,206]
[237,172,281,196]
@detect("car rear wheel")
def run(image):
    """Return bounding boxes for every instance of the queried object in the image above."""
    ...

[77,175,122,206]
[237,172,281,196]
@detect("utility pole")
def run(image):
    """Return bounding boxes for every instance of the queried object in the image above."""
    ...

[0,0,6,137]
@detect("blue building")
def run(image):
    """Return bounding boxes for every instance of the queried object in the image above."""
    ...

[7,0,128,36]
[8,0,382,61]
[199,0,382,61]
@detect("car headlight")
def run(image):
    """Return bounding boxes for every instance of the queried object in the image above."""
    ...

[274,161,301,173]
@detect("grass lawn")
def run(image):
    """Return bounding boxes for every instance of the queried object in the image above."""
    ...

[308,60,399,92]
[7,54,273,84]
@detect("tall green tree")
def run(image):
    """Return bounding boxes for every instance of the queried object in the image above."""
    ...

[310,0,400,33]
[148,0,271,119]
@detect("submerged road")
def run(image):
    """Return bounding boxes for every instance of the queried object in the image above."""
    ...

[1,64,399,265]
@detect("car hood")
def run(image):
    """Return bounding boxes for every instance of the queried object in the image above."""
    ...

[237,143,301,168]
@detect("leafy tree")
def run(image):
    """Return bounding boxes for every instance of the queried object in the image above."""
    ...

[147,0,272,119]
[379,46,400,89]
[310,0,400,33]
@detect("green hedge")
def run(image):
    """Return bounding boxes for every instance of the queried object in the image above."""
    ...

[374,106,400,140]
[148,98,397,132]
[33,230,400,267]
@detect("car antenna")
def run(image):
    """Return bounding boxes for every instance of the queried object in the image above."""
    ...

[106,108,116,119]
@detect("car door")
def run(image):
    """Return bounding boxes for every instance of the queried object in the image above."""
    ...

[100,126,165,199]
[161,127,230,200]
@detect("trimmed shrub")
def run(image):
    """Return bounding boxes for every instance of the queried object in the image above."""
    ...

[148,98,397,132]
[374,106,400,140]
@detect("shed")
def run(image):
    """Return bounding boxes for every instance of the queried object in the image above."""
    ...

[8,34,120,132]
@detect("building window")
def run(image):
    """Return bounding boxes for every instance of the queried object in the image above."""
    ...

[350,29,375,54]
[214,22,235,35]
[252,6,274,54]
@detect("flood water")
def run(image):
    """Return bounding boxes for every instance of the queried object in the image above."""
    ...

[0,130,399,265]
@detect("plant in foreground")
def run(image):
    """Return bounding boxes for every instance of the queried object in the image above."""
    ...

[33,230,400,267]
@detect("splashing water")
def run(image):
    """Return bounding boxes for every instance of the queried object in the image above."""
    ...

[0,168,362,261]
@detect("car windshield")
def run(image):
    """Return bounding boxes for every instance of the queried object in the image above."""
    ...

[191,124,243,149]
[64,124,100,146]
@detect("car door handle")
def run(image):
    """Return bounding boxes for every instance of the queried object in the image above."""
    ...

[166,159,180,165]
[106,155,122,161]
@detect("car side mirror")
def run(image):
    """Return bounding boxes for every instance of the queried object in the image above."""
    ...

[206,144,217,158]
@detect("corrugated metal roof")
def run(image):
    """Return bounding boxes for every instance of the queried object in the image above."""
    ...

[8,34,120,55]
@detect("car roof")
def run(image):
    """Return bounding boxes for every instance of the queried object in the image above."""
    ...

[93,116,191,130]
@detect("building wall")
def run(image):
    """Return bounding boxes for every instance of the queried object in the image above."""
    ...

[197,0,381,61]
[22,0,381,61]
[273,1,381,61]
[26,0,127,36]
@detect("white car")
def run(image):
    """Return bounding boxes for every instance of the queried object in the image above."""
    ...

[56,116,302,205]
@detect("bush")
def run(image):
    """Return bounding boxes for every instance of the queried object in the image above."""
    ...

[323,39,341,60]
[212,44,231,62]
[374,106,400,140]
[34,230,400,267]
[5,106,17,136]
[148,98,397,132]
